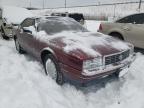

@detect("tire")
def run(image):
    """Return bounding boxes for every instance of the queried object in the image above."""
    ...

[109,33,123,40]
[14,38,25,54]
[113,69,121,78]
[1,26,10,40]
[44,54,64,85]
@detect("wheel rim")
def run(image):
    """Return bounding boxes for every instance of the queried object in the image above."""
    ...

[46,59,57,80]
[15,39,20,51]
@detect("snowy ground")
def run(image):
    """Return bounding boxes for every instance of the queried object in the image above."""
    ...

[85,20,102,32]
[0,21,144,108]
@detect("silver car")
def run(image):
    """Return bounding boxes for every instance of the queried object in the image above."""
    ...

[98,13,144,49]
[0,6,33,40]
[0,8,13,39]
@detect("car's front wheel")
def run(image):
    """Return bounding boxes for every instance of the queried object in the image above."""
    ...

[14,38,25,54]
[44,54,64,85]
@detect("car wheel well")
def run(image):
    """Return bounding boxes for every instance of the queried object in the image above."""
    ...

[109,32,124,40]
[41,50,53,63]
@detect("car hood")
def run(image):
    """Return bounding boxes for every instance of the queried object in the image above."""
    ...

[38,31,130,60]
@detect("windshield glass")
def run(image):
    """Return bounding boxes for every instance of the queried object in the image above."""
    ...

[38,17,88,34]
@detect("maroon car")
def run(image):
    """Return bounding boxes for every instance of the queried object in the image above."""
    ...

[14,16,135,85]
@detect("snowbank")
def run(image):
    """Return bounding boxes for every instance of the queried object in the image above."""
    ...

[0,37,144,108]
[86,20,101,32]
[0,20,143,108]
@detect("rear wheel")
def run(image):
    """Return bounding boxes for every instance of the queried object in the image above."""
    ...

[44,54,64,85]
[1,26,10,40]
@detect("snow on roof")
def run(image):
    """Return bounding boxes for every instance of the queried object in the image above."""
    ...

[1,6,34,24]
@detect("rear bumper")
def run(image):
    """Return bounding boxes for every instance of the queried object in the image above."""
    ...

[61,53,136,85]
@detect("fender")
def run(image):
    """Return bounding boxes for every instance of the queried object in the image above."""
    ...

[40,47,58,62]
[108,29,125,40]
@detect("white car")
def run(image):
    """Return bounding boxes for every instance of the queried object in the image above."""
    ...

[98,13,144,49]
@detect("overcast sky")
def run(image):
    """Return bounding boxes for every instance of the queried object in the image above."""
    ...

[0,0,139,8]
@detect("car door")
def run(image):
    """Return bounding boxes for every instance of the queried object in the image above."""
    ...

[124,14,144,48]
[18,18,38,57]
[117,14,144,48]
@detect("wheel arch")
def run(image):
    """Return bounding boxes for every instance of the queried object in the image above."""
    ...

[40,47,58,64]
[108,31,124,40]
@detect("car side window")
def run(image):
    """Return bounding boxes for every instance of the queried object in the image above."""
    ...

[131,14,144,24]
[116,15,132,23]
[116,14,144,24]
[139,14,144,24]
[21,18,35,28]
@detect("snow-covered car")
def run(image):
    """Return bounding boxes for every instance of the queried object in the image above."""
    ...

[14,16,135,85]
[0,6,33,39]
[51,12,85,25]
[98,13,144,49]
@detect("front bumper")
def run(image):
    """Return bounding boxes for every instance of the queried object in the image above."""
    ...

[61,53,136,85]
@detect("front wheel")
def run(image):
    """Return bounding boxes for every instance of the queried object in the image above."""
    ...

[44,54,64,85]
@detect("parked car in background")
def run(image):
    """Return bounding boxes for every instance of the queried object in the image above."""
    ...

[51,12,85,25]
[98,13,144,49]
[0,6,33,39]
[14,16,135,85]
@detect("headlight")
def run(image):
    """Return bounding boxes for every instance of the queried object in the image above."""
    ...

[82,57,103,75]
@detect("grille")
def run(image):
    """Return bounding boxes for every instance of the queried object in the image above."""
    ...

[105,50,130,65]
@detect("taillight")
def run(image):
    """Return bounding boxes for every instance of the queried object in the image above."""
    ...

[99,24,102,31]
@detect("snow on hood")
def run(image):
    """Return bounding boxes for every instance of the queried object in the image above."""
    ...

[1,6,34,24]
[45,33,129,56]
[25,26,130,57]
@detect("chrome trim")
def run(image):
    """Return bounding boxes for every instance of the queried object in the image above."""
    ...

[82,53,136,76]
[103,49,130,68]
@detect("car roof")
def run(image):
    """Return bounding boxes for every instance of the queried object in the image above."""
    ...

[30,15,74,21]
[26,16,74,24]
[31,15,60,19]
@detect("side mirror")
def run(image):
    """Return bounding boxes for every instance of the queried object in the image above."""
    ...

[23,27,32,34]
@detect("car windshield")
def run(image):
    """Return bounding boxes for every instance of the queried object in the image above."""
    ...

[38,17,88,34]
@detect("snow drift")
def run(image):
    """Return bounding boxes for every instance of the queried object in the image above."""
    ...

[0,37,144,108]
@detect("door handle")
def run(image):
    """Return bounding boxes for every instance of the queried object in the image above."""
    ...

[122,26,130,31]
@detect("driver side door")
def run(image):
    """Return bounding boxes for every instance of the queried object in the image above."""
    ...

[18,18,37,56]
